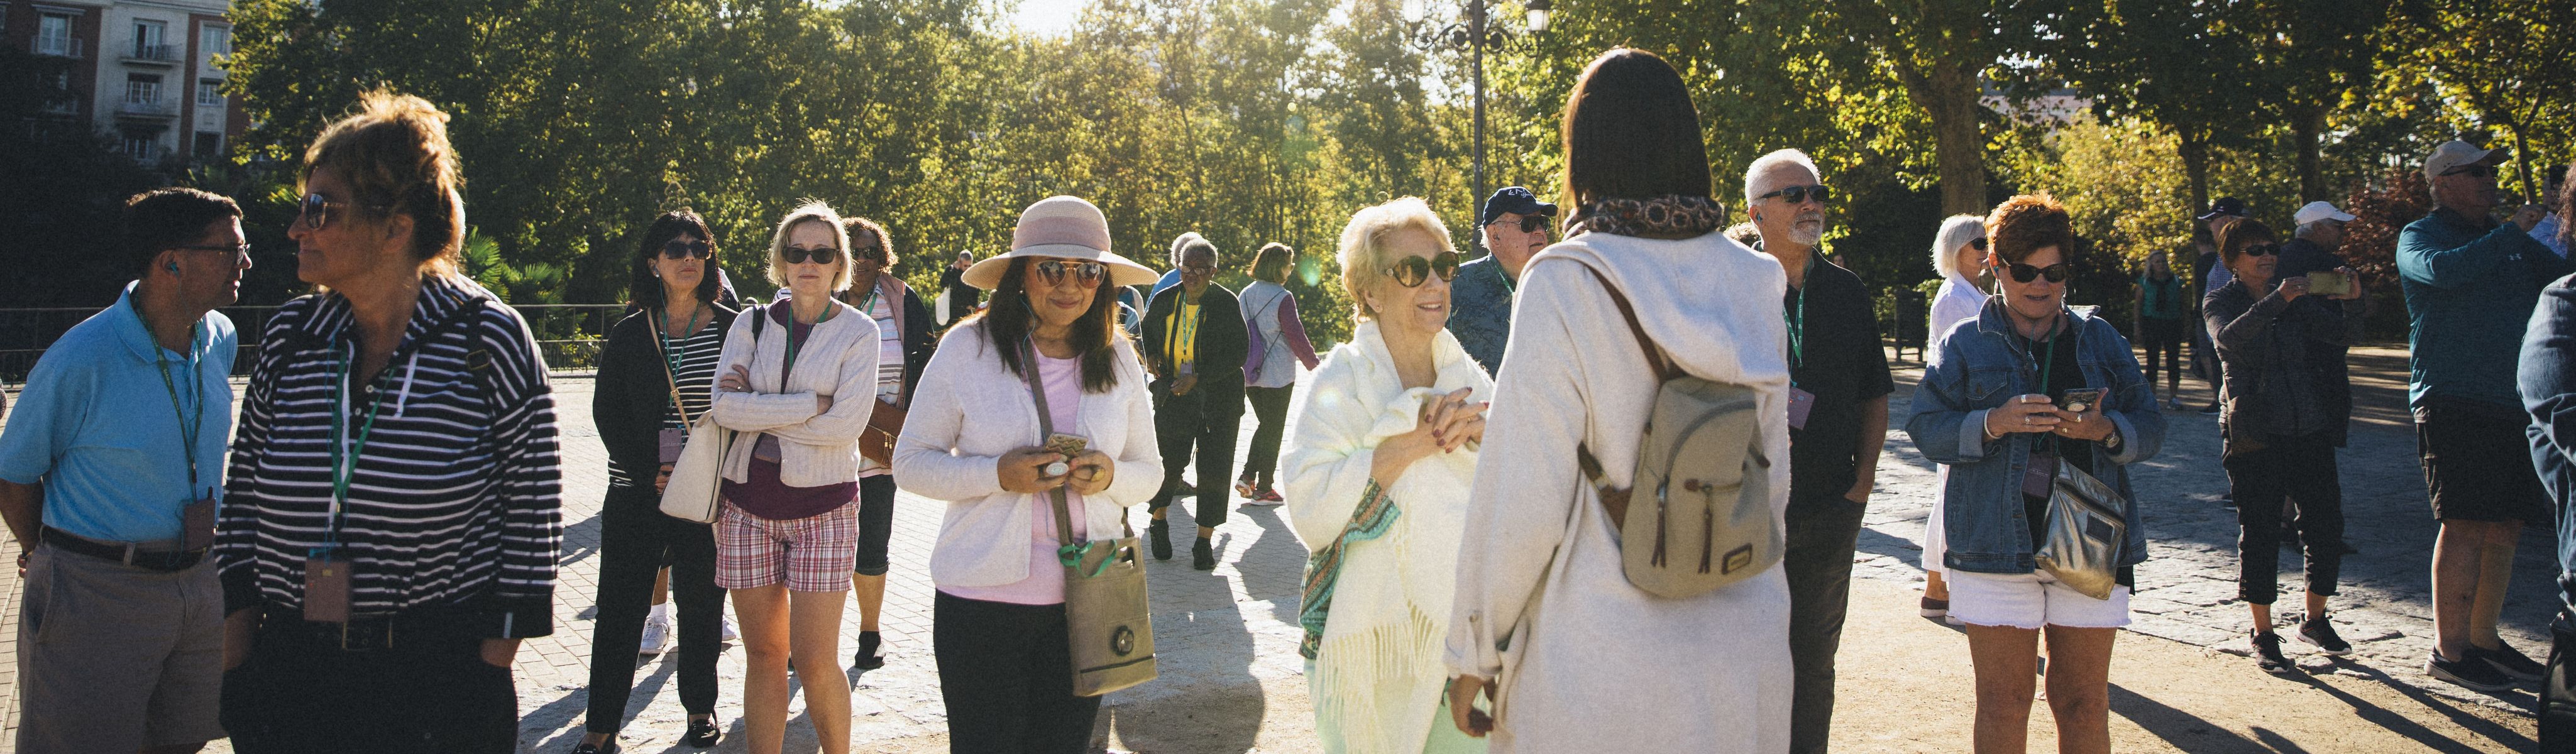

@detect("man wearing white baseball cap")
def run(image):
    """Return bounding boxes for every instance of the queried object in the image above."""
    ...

[2399,139,2567,693]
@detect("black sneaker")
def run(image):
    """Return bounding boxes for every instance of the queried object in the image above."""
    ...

[854,630,884,670]
[2198,403,2221,415]
[2472,642,2545,684]
[1148,518,1171,561]
[2296,618,2352,655]
[2252,631,2295,674]
[1192,537,1216,571]
[2427,650,2518,692]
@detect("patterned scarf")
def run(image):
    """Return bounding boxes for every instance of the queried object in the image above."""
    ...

[1299,480,1401,660]
[1568,194,1728,238]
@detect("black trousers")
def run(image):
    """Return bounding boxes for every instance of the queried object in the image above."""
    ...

[2223,433,2345,606]
[1150,382,1242,528]
[2139,317,2184,386]
[221,613,518,753]
[2543,609,2576,751]
[854,475,898,576]
[1783,489,1869,754]
[933,591,1102,753]
[585,484,725,733]
[1241,385,1296,488]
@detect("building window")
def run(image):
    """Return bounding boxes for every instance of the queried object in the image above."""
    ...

[199,79,223,107]
[37,14,74,57]
[194,132,223,159]
[123,129,162,161]
[128,74,163,105]
[202,26,231,55]
[134,19,167,58]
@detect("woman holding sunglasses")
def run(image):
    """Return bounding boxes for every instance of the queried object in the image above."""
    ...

[834,215,937,672]
[1903,194,2163,754]
[894,195,1164,751]
[214,91,563,752]
[2205,219,2364,674]
[1917,212,1991,622]
[573,210,735,753]
[707,201,880,754]
[1141,232,1251,570]
[1279,196,1491,753]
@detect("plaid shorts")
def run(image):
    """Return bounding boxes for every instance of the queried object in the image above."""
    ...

[715,500,859,592]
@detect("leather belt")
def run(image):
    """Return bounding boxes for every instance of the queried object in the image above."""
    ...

[39,526,206,572]
[258,606,404,652]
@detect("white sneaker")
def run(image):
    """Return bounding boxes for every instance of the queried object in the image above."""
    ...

[639,616,672,655]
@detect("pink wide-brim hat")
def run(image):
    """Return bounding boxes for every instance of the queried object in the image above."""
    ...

[962,195,1161,290]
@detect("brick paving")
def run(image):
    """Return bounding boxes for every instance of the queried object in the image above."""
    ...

[0,344,2557,752]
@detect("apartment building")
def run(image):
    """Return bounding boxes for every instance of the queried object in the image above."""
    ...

[6,0,247,165]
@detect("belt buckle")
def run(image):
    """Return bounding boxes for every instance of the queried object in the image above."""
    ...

[338,620,393,651]
[118,542,141,567]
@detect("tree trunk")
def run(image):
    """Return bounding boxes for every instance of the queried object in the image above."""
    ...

[2179,132,2211,221]
[2293,108,2325,203]
[1927,62,1988,216]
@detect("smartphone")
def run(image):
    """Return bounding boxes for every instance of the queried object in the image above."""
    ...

[2056,388,2108,415]
[1043,433,1090,457]
[2305,270,2351,297]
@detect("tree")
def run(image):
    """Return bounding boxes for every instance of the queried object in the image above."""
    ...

[2386,0,2576,200]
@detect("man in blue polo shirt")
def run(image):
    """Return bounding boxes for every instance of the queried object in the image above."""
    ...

[2399,140,2565,694]
[0,188,250,753]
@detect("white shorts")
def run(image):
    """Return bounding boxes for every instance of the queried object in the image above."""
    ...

[1946,569,2131,630]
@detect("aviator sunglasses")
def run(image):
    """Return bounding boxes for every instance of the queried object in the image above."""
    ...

[295,192,389,231]
[1756,184,1833,205]
[1383,251,1461,288]
[1033,260,1107,287]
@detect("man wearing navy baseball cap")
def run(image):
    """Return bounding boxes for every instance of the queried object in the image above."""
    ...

[1448,186,1557,374]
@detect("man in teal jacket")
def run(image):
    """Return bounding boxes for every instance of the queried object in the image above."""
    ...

[2399,139,2565,693]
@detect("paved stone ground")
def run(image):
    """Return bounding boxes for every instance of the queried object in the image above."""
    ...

[0,344,2556,753]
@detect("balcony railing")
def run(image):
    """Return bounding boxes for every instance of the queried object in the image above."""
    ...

[124,43,182,65]
[33,38,84,59]
[118,95,177,119]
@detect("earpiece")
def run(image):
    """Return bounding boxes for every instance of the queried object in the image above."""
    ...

[167,261,181,275]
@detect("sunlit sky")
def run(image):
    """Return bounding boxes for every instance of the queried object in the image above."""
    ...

[1008,0,1086,36]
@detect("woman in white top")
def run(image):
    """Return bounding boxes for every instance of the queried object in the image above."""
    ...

[708,202,882,754]
[893,195,1164,752]
[1442,48,1793,752]
[1238,241,1323,505]
[1920,213,1990,621]
[1282,197,1493,754]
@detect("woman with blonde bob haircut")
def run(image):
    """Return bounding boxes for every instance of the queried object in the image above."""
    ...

[708,200,881,754]
[1283,197,1492,753]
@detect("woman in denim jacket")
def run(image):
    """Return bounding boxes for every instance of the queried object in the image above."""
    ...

[1905,194,2164,754]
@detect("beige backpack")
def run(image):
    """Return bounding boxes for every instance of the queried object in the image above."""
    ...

[1573,266,1780,598]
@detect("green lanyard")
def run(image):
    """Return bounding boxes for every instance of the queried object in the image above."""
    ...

[328,342,388,547]
[1494,260,1517,294]
[1170,300,1200,364]
[135,298,207,496]
[1785,255,1814,372]
[781,302,839,376]
[656,306,703,382]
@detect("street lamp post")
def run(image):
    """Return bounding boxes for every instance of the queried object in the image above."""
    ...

[1408,0,1549,256]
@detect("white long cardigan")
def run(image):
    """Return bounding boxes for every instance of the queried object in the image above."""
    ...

[1280,320,1494,753]
[708,298,882,489]
[1442,232,1795,753]
[891,320,1164,589]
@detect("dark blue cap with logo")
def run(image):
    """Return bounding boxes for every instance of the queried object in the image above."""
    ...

[1480,187,1558,227]
[2196,197,2248,222]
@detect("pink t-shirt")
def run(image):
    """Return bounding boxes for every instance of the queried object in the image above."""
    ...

[941,352,1089,605]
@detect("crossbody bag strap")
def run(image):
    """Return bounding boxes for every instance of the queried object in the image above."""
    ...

[654,314,694,425]
[1573,265,1671,491]
[1018,341,1082,553]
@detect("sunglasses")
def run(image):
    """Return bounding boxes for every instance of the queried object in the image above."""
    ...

[2442,165,2497,178]
[175,243,252,258]
[1998,261,2074,284]
[781,245,840,265]
[1494,216,1550,233]
[295,193,388,231]
[1969,236,1989,251]
[1383,251,1461,288]
[1033,260,1107,287]
[852,244,887,263]
[2238,243,2278,258]
[661,240,712,260]
[1756,184,1833,205]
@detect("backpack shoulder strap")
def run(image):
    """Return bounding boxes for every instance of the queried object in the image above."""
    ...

[1578,265,1674,383]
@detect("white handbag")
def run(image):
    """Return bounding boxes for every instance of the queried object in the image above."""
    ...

[657,315,736,523]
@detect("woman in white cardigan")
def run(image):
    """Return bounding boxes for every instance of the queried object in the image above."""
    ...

[1442,48,1793,752]
[1282,197,1493,754]
[892,195,1165,752]
[1920,213,1990,621]
[708,202,881,754]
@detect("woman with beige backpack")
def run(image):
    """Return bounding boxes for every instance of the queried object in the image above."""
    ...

[894,195,1166,751]
[1441,48,1795,752]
